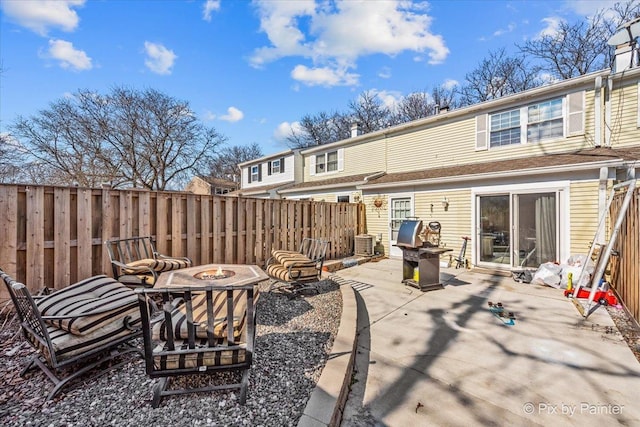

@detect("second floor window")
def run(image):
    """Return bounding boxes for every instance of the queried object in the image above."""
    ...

[315,150,339,174]
[527,98,563,142]
[490,109,520,148]
[271,159,281,174]
[251,165,260,182]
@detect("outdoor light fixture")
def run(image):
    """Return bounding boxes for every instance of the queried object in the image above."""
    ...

[442,197,449,209]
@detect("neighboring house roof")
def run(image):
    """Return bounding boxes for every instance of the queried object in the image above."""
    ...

[279,171,385,193]
[202,177,239,188]
[229,181,295,196]
[360,146,640,190]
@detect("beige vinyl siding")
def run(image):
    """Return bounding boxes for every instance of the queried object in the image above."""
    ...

[385,90,598,174]
[303,138,386,182]
[569,181,600,255]
[414,190,472,263]
[362,194,391,256]
[608,79,640,147]
[309,193,337,202]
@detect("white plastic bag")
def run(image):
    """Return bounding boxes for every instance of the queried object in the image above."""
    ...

[559,254,595,289]
[532,262,562,288]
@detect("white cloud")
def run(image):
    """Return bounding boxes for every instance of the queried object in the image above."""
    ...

[290,64,359,86]
[368,89,403,111]
[250,0,449,87]
[220,106,244,122]
[538,16,564,38]
[273,121,303,141]
[44,39,92,71]
[565,0,617,18]
[0,0,84,36]
[202,0,220,22]
[442,79,458,90]
[378,67,392,79]
[202,110,217,121]
[494,23,516,37]
[144,42,177,75]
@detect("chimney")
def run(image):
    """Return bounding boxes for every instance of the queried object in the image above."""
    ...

[351,122,361,138]
[612,43,639,73]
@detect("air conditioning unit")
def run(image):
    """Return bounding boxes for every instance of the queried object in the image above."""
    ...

[354,234,375,256]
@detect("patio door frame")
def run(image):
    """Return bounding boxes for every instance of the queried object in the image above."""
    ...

[389,193,414,258]
[471,181,570,269]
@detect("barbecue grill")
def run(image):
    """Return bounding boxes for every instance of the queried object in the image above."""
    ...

[395,219,452,291]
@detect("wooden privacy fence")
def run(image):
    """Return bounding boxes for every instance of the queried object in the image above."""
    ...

[0,184,366,300]
[610,185,640,325]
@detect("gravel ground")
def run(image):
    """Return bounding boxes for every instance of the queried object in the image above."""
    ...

[0,280,342,427]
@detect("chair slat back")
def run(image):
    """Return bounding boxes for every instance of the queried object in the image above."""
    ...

[0,269,56,360]
[300,238,328,261]
[136,284,257,376]
[106,236,155,265]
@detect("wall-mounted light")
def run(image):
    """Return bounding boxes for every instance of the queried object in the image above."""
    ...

[442,197,449,209]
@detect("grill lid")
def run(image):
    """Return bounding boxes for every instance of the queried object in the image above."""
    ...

[396,219,423,248]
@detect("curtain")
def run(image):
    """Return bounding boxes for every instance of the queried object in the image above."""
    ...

[535,194,556,264]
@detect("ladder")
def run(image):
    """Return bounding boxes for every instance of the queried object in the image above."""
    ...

[570,179,636,318]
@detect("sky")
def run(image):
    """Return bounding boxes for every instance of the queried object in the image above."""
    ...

[0,0,620,156]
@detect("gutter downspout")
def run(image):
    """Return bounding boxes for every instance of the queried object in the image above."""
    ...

[595,76,602,147]
[597,166,609,244]
[605,77,613,147]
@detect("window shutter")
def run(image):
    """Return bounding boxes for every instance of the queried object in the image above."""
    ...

[280,157,285,173]
[476,114,488,151]
[258,164,262,181]
[310,155,316,176]
[268,161,272,175]
[337,149,344,171]
[567,91,585,136]
[247,167,251,184]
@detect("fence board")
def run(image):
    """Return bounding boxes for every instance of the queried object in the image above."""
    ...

[26,186,45,289]
[200,197,211,265]
[238,198,246,264]
[0,186,18,301]
[225,197,235,263]
[186,194,197,264]
[77,189,92,279]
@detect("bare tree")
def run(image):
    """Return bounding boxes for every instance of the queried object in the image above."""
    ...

[392,91,434,124]
[518,12,611,79]
[205,143,263,182]
[286,110,351,148]
[518,1,640,79]
[458,48,542,106]
[9,87,226,190]
[349,91,392,133]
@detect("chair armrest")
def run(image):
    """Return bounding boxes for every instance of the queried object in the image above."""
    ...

[111,259,157,277]
[154,253,192,263]
[265,256,276,269]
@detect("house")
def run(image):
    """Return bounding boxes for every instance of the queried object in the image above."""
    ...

[257,62,640,270]
[233,149,302,198]
[184,176,239,195]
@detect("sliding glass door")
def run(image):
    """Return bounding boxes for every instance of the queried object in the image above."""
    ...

[477,191,558,268]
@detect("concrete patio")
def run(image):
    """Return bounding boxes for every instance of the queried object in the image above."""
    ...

[330,258,640,426]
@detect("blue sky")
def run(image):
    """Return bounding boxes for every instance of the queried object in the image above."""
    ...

[0,0,617,156]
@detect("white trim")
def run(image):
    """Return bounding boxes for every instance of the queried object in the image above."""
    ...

[388,193,414,259]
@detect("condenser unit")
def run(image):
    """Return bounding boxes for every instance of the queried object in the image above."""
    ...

[354,234,375,256]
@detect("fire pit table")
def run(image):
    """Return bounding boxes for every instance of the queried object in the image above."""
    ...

[153,264,268,289]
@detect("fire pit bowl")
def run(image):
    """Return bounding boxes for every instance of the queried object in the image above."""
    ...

[194,268,236,280]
